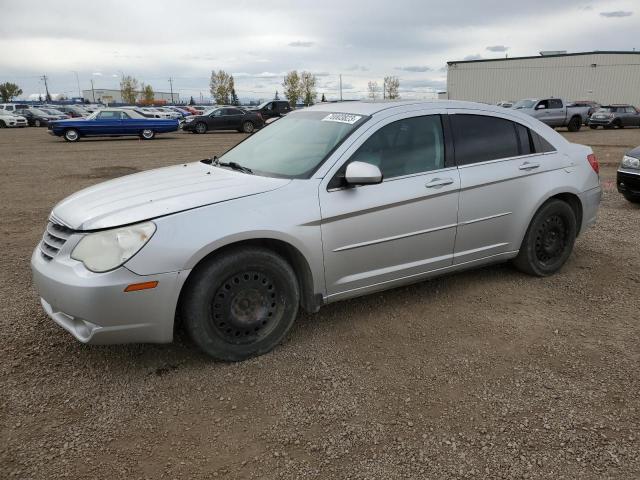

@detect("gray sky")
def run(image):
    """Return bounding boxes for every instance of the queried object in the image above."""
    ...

[0,0,637,102]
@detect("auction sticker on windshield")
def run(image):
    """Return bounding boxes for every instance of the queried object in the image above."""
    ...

[321,113,362,124]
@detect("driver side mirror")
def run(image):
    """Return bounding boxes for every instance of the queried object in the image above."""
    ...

[535,104,546,110]
[345,161,383,186]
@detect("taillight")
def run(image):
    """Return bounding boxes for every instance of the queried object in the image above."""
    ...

[587,153,599,174]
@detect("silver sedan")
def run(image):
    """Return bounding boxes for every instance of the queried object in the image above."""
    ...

[32,100,602,361]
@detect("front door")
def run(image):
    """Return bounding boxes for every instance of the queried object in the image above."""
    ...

[319,113,460,299]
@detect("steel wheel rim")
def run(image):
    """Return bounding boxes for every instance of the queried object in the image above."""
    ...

[196,123,206,134]
[211,271,280,344]
[244,122,254,133]
[534,215,568,265]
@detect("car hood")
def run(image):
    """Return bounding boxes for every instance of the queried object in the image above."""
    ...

[627,146,640,159]
[51,161,290,230]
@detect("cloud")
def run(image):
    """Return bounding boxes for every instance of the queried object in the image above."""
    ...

[346,64,368,71]
[599,11,633,17]
[463,54,483,61]
[486,45,509,52]
[288,41,314,47]
[92,72,102,76]
[396,65,431,72]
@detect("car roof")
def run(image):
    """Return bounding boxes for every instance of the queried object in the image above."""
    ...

[303,100,526,117]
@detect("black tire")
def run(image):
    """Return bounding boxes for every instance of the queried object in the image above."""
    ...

[34,119,42,127]
[63,129,80,142]
[195,122,207,134]
[624,194,640,204]
[181,247,300,361]
[615,120,624,129]
[242,121,255,133]
[513,199,577,277]
[589,125,598,129]
[0,120,5,128]
[140,128,155,140]
[567,116,581,132]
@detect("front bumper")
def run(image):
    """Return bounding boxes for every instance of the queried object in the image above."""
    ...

[617,168,640,198]
[31,244,188,345]
[588,117,614,127]
[181,121,197,131]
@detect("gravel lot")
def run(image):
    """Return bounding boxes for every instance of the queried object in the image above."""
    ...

[1,126,639,479]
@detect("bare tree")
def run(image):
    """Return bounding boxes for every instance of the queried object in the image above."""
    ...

[384,76,400,100]
[282,71,301,107]
[367,81,380,100]
[120,75,139,104]
[300,71,317,106]
[210,70,234,104]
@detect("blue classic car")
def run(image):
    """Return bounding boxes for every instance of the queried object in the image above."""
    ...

[48,108,179,142]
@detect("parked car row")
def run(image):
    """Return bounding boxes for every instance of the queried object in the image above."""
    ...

[509,98,640,131]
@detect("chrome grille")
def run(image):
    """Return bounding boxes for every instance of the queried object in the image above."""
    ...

[40,221,75,261]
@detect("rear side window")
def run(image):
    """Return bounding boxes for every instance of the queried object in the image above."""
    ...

[530,130,555,153]
[450,115,520,165]
[548,99,563,109]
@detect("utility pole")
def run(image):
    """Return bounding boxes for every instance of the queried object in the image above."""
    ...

[168,77,174,104]
[90,79,96,102]
[339,74,343,102]
[383,78,386,100]
[71,71,81,98]
[41,74,51,101]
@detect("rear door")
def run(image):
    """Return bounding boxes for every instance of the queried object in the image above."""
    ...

[223,108,245,129]
[448,111,564,264]
[547,99,565,127]
[319,111,460,298]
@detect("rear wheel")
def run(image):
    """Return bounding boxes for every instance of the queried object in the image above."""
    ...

[567,116,581,132]
[242,121,255,133]
[624,194,640,204]
[615,120,624,129]
[181,247,300,361]
[195,122,208,134]
[63,129,80,142]
[513,199,577,277]
[140,129,155,140]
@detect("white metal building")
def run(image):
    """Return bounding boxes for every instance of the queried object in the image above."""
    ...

[446,51,640,105]
[81,88,179,104]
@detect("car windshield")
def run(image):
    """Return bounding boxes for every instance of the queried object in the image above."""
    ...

[218,111,369,178]
[512,100,536,109]
[596,107,615,113]
[42,109,64,115]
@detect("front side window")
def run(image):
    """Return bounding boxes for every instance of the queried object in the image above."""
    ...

[347,115,445,180]
[450,114,520,165]
[98,111,120,119]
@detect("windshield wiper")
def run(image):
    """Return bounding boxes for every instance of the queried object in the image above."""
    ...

[216,160,253,174]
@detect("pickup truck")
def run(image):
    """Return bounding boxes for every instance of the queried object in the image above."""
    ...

[511,98,590,132]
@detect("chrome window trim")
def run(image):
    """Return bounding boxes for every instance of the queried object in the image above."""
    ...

[457,151,557,169]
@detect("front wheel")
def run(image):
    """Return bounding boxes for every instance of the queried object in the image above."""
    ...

[140,129,155,140]
[34,119,42,127]
[63,129,80,142]
[181,247,300,361]
[567,116,581,132]
[624,194,640,204]
[513,199,577,277]
[242,121,255,133]
[195,122,207,134]
[0,120,5,128]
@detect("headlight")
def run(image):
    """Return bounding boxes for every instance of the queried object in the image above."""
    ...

[71,221,156,272]
[185,116,195,122]
[622,155,640,169]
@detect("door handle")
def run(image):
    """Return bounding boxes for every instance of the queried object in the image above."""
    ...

[425,177,454,188]
[519,162,540,171]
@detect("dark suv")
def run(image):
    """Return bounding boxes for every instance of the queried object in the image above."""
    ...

[589,105,640,129]
[250,100,291,120]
